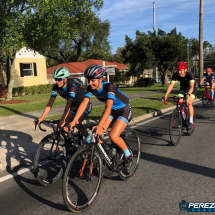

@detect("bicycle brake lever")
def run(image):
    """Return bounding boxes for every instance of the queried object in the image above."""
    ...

[34,119,39,130]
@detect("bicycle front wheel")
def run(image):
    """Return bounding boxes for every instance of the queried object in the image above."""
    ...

[62,145,103,213]
[33,133,66,186]
[169,109,182,146]
[202,92,208,107]
[117,129,140,181]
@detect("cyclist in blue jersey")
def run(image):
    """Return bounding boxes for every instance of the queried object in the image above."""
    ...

[67,64,133,166]
[200,68,214,100]
[33,67,92,141]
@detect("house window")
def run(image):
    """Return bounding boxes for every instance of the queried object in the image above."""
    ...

[20,63,37,77]
[22,63,33,76]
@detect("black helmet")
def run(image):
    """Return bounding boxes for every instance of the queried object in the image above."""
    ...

[84,64,106,79]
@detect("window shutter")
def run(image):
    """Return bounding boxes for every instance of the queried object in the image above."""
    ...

[20,63,24,77]
[33,63,37,76]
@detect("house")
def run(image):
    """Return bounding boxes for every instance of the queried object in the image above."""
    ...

[46,59,130,85]
[0,47,48,89]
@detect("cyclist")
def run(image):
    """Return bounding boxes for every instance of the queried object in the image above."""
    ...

[162,61,197,130]
[66,64,133,166]
[199,68,214,100]
[33,67,92,142]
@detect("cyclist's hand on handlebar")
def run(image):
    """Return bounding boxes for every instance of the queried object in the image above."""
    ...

[162,96,167,102]
[33,117,43,125]
[64,120,76,132]
[92,125,104,136]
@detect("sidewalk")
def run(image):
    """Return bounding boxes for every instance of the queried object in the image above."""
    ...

[0,89,179,171]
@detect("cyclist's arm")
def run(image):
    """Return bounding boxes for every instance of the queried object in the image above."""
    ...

[73,97,90,122]
[39,96,56,121]
[199,78,205,85]
[61,97,73,122]
[164,81,175,98]
[212,77,214,84]
[98,99,113,127]
[188,81,194,95]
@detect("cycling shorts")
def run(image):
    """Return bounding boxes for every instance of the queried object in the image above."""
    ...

[106,103,132,125]
[178,88,197,99]
[69,101,92,119]
[204,81,214,86]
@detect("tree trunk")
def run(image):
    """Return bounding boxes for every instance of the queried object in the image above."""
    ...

[160,69,169,86]
[1,64,7,87]
[6,57,16,101]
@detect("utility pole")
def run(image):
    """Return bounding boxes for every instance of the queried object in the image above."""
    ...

[153,2,156,32]
[199,0,204,85]
[153,2,158,83]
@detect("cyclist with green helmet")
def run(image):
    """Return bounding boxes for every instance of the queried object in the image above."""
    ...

[34,67,92,142]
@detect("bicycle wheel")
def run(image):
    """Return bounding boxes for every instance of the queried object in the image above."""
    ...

[116,129,140,181]
[33,133,66,186]
[202,92,208,107]
[62,145,103,213]
[187,108,196,135]
[169,109,182,146]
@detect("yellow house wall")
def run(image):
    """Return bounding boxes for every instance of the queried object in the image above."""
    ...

[14,58,48,88]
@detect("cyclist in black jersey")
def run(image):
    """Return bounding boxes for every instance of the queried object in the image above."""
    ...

[200,68,214,100]
[33,67,92,142]
[162,61,196,130]
[65,64,133,165]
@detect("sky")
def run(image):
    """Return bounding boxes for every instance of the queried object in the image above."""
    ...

[97,0,215,54]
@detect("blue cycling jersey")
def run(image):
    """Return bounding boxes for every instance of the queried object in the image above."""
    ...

[51,79,85,107]
[85,82,130,110]
[203,72,214,83]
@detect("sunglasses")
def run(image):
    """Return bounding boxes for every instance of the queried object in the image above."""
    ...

[55,78,64,82]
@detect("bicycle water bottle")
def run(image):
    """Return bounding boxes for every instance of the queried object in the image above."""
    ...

[181,108,186,119]
[184,106,188,118]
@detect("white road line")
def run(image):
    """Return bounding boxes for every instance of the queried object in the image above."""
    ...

[0,100,202,183]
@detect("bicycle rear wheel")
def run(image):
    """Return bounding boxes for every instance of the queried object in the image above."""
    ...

[202,92,208,107]
[62,145,103,213]
[116,129,140,181]
[169,109,182,146]
[33,133,66,186]
[187,108,196,135]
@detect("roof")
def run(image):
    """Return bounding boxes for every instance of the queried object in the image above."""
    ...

[47,59,128,75]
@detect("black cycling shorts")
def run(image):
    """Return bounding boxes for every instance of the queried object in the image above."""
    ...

[178,88,197,99]
[69,101,92,119]
[107,103,132,125]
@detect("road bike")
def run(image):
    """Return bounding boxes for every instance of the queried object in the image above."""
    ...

[33,119,84,186]
[62,126,140,212]
[200,84,214,107]
[164,95,196,146]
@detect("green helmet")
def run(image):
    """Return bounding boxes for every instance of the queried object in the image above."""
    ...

[53,67,70,79]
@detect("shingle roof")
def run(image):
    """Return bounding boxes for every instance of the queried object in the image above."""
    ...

[47,59,128,75]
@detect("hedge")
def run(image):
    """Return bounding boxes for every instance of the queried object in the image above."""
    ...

[12,84,53,96]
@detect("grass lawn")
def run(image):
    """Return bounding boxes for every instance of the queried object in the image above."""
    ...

[0,82,181,117]
[46,93,176,121]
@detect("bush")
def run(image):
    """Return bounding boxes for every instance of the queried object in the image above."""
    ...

[12,84,53,96]
[134,77,156,87]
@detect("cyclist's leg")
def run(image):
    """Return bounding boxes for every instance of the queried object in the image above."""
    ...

[211,83,214,100]
[109,104,132,156]
[187,88,196,124]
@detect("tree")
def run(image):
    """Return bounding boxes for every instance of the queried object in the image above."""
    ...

[122,30,155,78]
[0,0,103,100]
[113,47,125,63]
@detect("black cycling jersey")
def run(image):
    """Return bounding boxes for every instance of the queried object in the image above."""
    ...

[85,82,130,110]
[51,79,85,107]
[171,71,196,90]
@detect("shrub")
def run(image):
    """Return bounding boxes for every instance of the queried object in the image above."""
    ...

[134,77,156,87]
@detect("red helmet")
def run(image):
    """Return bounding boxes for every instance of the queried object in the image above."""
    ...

[176,61,187,70]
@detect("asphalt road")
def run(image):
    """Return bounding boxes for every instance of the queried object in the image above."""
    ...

[0,101,215,215]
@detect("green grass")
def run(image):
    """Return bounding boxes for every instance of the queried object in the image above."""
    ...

[46,93,176,121]
[0,83,180,117]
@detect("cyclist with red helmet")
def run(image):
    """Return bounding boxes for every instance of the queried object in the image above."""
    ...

[162,61,197,130]
[199,68,214,100]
